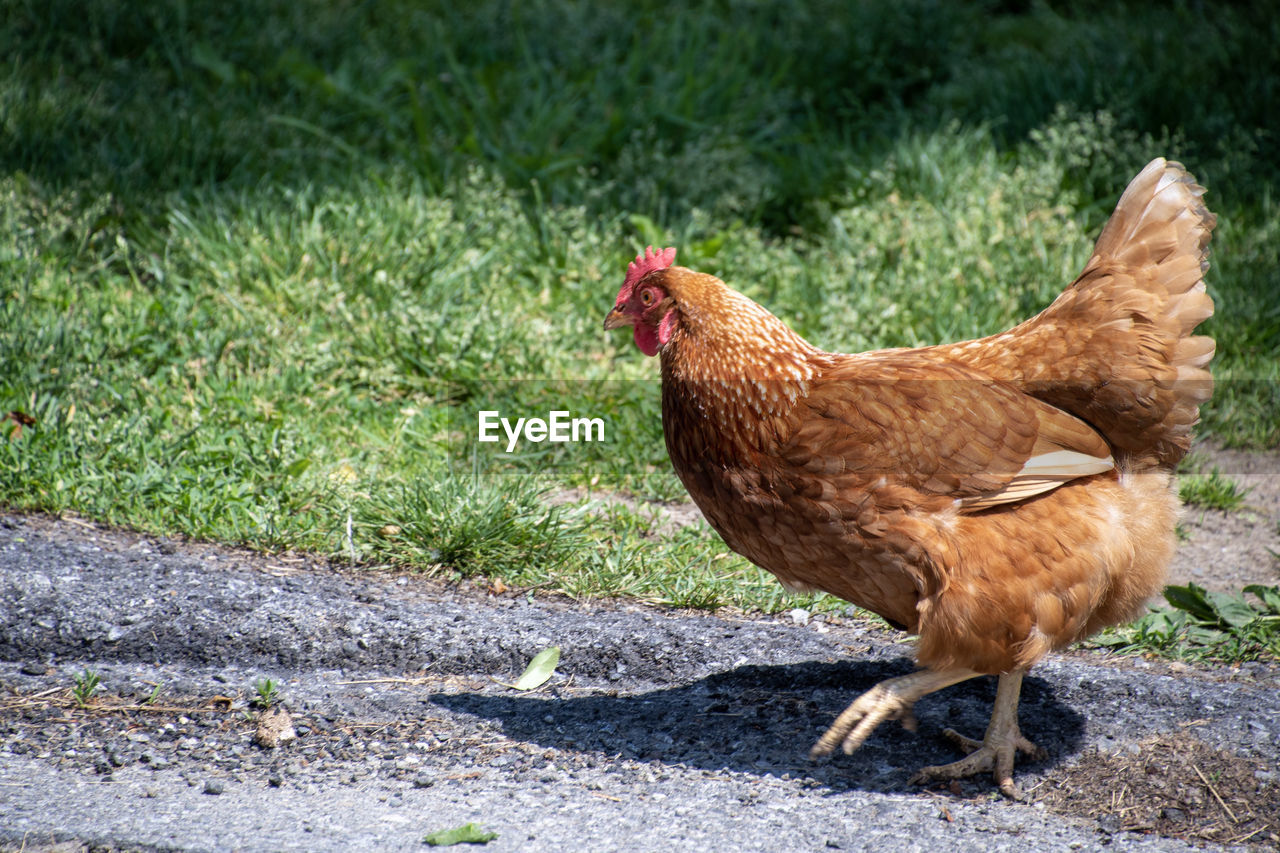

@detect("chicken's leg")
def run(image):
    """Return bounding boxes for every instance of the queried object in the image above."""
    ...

[810,667,979,758]
[908,668,1046,799]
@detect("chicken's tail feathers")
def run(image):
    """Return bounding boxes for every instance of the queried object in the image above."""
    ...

[1087,159,1217,359]
[1091,158,1216,281]
[954,159,1217,467]
[1067,159,1216,465]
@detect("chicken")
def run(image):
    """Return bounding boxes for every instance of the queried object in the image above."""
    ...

[603,159,1215,798]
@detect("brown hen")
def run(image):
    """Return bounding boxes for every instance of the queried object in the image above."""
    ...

[604,160,1216,797]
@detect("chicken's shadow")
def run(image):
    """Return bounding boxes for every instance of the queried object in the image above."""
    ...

[429,658,1084,794]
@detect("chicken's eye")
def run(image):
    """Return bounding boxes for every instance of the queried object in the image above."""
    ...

[640,289,654,306]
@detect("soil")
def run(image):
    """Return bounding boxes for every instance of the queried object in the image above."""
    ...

[1172,442,1280,592]
[1,511,1277,852]
[1037,733,1280,847]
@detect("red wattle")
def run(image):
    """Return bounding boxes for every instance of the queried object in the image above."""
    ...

[634,324,660,357]
[634,310,676,357]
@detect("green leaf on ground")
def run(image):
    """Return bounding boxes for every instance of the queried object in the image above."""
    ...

[423,823,498,846]
[495,646,560,691]
[515,646,560,690]
[1244,584,1280,614]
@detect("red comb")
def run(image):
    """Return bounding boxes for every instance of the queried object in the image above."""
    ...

[620,246,677,299]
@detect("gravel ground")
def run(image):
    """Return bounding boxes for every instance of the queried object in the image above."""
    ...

[0,512,1277,852]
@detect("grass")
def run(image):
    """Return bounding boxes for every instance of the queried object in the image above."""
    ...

[1179,469,1252,512]
[2,1,1278,640]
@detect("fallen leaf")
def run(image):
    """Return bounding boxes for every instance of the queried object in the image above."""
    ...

[494,647,560,691]
[3,410,35,440]
[512,646,559,690]
[423,823,498,846]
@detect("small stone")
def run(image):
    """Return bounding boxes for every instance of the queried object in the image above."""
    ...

[412,774,435,789]
[254,708,297,749]
[140,752,169,770]
[1097,814,1122,834]
[268,774,283,788]
[1160,807,1186,821]
[203,780,224,795]
[20,662,49,676]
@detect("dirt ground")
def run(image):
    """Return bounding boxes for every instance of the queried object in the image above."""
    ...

[1037,732,1280,847]
[1171,442,1280,592]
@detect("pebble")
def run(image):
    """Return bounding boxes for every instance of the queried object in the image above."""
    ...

[203,780,224,795]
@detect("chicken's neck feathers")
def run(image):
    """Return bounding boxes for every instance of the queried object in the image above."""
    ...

[660,281,827,434]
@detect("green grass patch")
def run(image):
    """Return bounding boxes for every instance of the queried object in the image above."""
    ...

[1178,469,1251,512]
[2,0,1278,633]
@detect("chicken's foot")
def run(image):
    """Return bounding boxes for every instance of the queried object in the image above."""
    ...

[908,669,1046,800]
[809,667,979,758]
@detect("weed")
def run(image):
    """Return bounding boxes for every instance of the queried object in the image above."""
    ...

[71,669,101,708]
[253,677,281,709]
[1095,584,1280,662]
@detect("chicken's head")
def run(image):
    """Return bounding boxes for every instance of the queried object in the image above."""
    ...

[604,245,678,356]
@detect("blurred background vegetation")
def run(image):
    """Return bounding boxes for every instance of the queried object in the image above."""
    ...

[1,0,1276,614]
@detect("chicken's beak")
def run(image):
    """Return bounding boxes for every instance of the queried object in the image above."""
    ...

[603,306,631,331]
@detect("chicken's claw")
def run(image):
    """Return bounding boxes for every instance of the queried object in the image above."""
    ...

[909,728,1046,800]
[809,681,917,758]
[908,669,1046,800]
[809,668,978,759]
